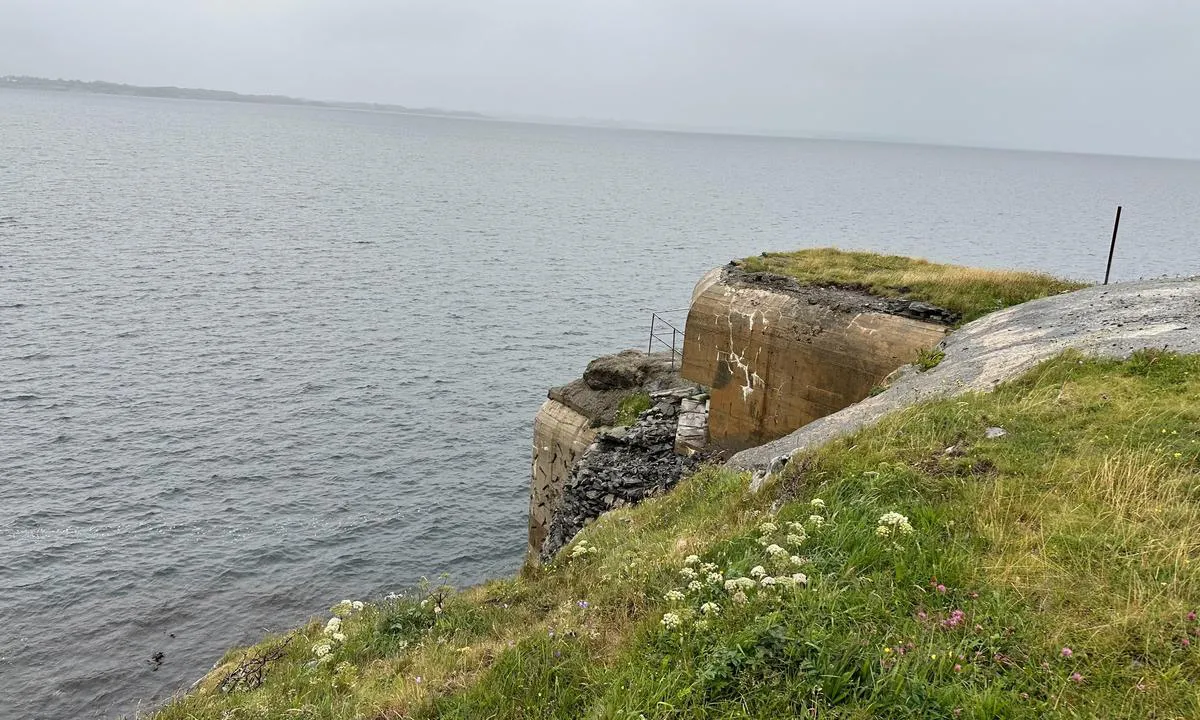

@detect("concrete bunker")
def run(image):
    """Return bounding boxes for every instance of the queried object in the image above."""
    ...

[679,264,954,452]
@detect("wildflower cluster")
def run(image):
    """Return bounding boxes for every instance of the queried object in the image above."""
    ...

[569,539,598,559]
[311,599,365,662]
[876,511,914,537]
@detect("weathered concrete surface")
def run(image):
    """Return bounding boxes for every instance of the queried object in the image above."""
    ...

[731,276,1200,471]
[681,265,951,452]
[528,400,596,559]
[675,393,710,455]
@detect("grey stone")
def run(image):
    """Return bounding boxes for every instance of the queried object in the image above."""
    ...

[549,350,684,427]
[984,427,1007,439]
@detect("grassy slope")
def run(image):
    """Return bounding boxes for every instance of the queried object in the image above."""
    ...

[738,248,1086,324]
[154,351,1200,719]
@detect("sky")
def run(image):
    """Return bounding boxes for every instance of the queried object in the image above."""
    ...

[2,0,1198,158]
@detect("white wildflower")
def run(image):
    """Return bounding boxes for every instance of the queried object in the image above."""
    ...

[706,572,724,586]
[810,498,826,509]
[324,617,342,634]
[750,565,767,578]
[878,511,914,535]
[785,521,806,533]
[792,573,808,586]
[786,533,806,547]
[569,540,597,558]
[687,580,703,592]
[679,567,698,580]
[663,590,685,602]
[331,632,347,643]
[695,619,710,630]
[351,601,364,612]
[661,612,683,630]
[684,555,700,566]
[875,525,891,537]
[765,544,787,557]
[724,577,756,591]
[808,515,825,528]
[774,575,795,588]
[312,642,332,658]
[790,555,805,567]
[759,522,778,534]
[731,590,749,605]
[700,562,718,573]
[757,535,772,547]
[700,602,722,616]
[759,576,777,589]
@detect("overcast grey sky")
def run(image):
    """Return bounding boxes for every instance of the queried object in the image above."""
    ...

[2,0,1198,158]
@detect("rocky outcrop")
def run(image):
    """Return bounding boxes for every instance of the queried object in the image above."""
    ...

[549,350,685,427]
[527,351,685,562]
[540,390,702,560]
[680,265,952,452]
[730,276,1200,471]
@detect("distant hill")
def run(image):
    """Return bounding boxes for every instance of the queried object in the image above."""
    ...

[0,75,488,120]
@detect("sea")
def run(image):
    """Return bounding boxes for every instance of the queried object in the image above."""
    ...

[2,88,1198,720]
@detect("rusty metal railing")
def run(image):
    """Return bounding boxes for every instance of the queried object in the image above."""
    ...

[646,309,688,369]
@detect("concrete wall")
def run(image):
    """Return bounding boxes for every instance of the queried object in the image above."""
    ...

[680,267,950,452]
[527,399,596,561]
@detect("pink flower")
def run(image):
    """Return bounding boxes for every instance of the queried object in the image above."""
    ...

[953,664,962,672]
[1060,647,1073,658]
[917,610,928,620]
[1189,611,1197,622]
[1183,637,1192,648]
[1070,672,1084,684]
[936,584,947,594]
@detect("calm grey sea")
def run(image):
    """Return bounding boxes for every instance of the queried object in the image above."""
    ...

[1,88,1198,719]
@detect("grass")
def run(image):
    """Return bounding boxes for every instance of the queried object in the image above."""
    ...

[738,248,1087,324]
[916,347,946,372]
[615,392,653,427]
[150,351,1200,720]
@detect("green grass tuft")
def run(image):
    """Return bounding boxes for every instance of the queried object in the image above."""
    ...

[738,248,1086,324]
[615,392,653,426]
[916,347,946,371]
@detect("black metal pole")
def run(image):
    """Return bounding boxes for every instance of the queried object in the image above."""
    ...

[1104,205,1122,285]
[647,314,656,354]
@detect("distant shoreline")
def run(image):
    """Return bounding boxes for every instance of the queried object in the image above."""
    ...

[0,75,488,120]
[5,74,1195,162]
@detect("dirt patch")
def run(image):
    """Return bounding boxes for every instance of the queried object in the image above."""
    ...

[725,264,959,325]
